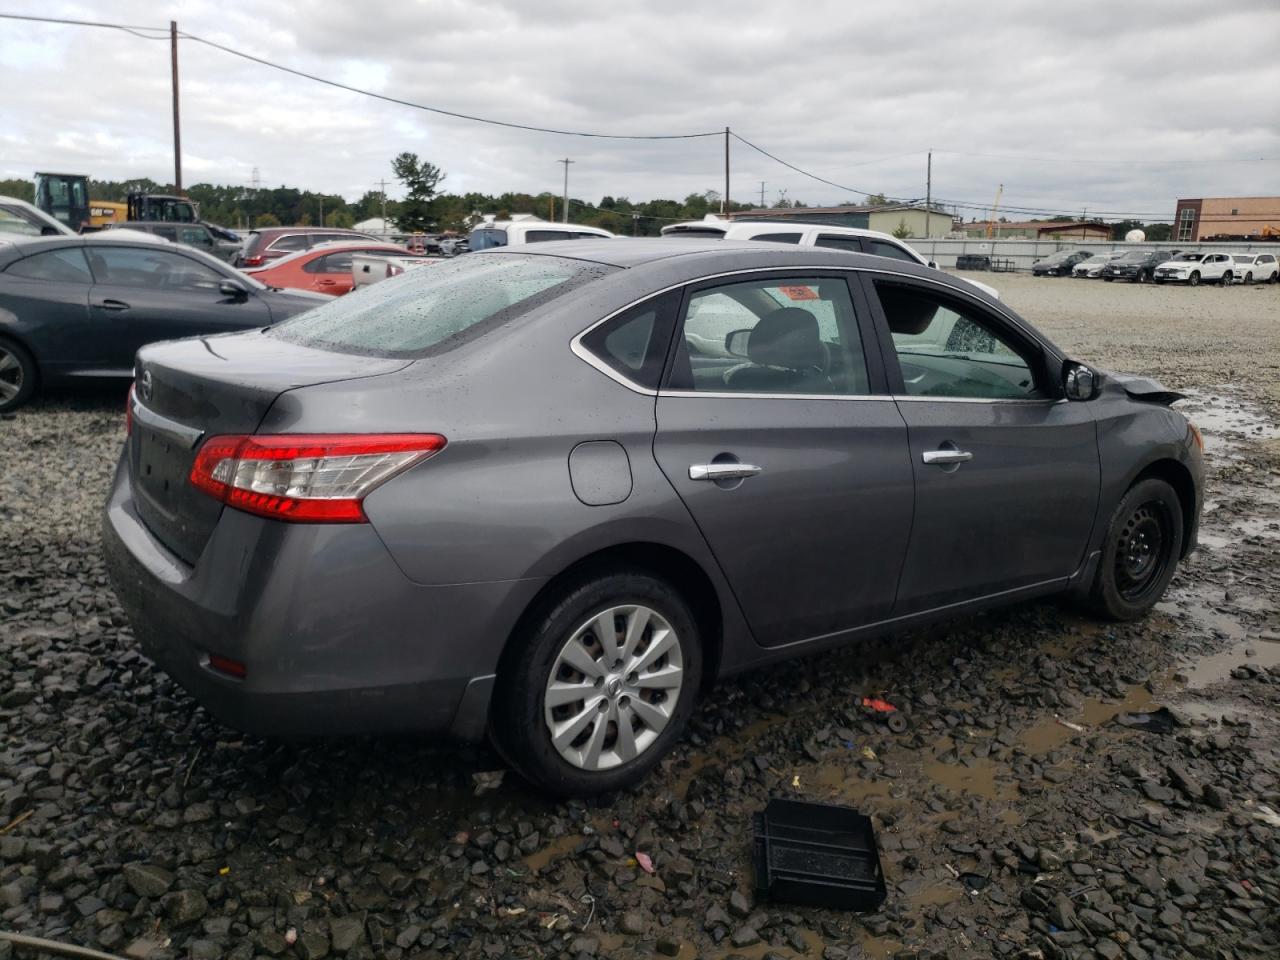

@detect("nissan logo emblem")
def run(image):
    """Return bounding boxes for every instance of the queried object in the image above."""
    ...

[140,370,153,403]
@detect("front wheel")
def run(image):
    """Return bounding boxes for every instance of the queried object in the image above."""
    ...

[1087,478,1184,621]
[1188,271,1200,286]
[1220,272,1233,286]
[1136,269,1149,284]
[1244,272,1254,285]
[492,571,702,796]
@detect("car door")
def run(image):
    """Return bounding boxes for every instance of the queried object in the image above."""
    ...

[652,272,914,647]
[85,245,272,372]
[860,274,1099,613]
[0,246,95,374]
[306,250,360,295]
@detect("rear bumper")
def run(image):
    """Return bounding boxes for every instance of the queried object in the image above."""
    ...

[102,451,543,739]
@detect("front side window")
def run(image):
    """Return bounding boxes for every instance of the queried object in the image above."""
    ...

[814,235,863,252]
[314,251,355,273]
[0,205,46,238]
[5,247,92,283]
[667,276,869,395]
[269,235,308,253]
[874,281,1042,400]
[179,227,212,247]
[866,240,919,264]
[271,254,612,357]
[87,247,224,290]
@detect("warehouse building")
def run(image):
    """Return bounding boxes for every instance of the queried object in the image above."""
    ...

[731,203,954,238]
[961,220,1112,241]
[1173,197,1280,241]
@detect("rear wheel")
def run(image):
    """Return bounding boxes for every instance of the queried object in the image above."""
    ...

[0,337,37,413]
[492,571,702,795]
[1087,478,1183,621]
[1221,272,1233,286]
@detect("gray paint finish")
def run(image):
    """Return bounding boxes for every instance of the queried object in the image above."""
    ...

[102,239,1204,748]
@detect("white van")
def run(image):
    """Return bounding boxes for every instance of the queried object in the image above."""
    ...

[469,219,615,250]
[661,216,1000,299]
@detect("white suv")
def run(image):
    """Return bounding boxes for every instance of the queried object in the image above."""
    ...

[661,217,1000,299]
[469,219,615,250]
[1153,252,1236,286]
[1227,253,1279,285]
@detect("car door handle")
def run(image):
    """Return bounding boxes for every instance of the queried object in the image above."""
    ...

[96,299,130,312]
[689,463,763,481]
[922,449,974,465]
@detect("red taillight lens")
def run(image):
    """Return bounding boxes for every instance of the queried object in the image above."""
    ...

[126,383,136,436]
[189,433,446,523]
[242,255,264,267]
[207,654,247,680]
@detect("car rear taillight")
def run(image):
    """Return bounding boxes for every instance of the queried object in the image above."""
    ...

[189,433,446,523]
[242,255,264,267]
[125,383,135,436]
[207,654,247,680]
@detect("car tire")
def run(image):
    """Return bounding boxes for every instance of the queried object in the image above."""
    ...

[1188,271,1200,286]
[1269,271,1278,284]
[491,570,703,796]
[1136,270,1148,284]
[0,337,38,413]
[1244,272,1254,285]
[1104,277,1114,282]
[1221,272,1233,286]
[1087,478,1184,622]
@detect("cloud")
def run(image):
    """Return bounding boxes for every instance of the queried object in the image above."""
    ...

[1,0,1277,220]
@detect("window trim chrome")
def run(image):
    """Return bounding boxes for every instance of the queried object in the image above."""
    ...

[569,263,1061,400]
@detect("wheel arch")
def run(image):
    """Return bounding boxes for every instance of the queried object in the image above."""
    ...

[495,541,725,696]
[0,329,42,391]
[1129,457,1197,558]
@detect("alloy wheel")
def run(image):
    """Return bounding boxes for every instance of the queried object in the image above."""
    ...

[543,604,684,771]
[0,346,23,404]
[1114,501,1170,603]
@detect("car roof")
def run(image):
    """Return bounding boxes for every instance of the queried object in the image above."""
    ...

[478,236,938,275]
[0,234,233,271]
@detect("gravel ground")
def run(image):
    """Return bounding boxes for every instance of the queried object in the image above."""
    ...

[1,274,1278,960]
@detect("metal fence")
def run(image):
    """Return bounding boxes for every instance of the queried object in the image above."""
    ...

[907,238,1277,272]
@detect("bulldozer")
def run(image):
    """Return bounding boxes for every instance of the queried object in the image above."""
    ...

[33,172,199,232]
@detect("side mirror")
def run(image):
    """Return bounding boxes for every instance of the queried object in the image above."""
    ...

[41,225,61,236]
[928,260,938,269]
[725,329,752,358]
[1064,362,1098,401]
[219,280,248,301]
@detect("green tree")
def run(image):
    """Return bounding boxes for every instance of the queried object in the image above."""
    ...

[392,153,445,231]
[1144,222,1172,242]
[865,192,889,206]
[254,212,281,227]
[892,218,911,239]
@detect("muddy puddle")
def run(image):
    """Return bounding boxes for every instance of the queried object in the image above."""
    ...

[1177,388,1280,452]
[1020,683,1154,753]
[1179,638,1280,689]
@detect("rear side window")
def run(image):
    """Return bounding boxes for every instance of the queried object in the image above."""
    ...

[525,230,575,243]
[469,228,508,250]
[751,232,801,244]
[579,292,679,390]
[270,235,308,253]
[6,247,92,283]
[271,254,614,357]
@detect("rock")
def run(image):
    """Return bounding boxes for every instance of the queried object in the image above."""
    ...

[656,936,681,956]
[329,915,365,953]
[297,931,330,959]
[728,889,752,918]
[122,863,175,899]
[1050,894,1077,930]
[1037,848,1063,872]
[731,926,761,948]
[620,911,646,935]
[163,888,208,925]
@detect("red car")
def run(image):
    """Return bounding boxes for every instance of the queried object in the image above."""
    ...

[243,242,411,295]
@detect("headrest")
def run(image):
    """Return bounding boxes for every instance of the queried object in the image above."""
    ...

[748,308,824,369]
[878,286,938,336]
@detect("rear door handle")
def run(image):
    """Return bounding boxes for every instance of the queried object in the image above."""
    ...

[97,299,130,312]
[922,449,973,465]
[689,463,763,481]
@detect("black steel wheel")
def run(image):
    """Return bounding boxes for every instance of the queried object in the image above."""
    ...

[1087,478,1183,621]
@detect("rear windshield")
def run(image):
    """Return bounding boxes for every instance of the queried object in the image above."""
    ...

[663,227,727,239]
[269,253,613,357]
[469,228,508,250]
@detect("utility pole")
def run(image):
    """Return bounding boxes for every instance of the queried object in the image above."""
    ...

[557,158,574,223]
[925,150,932,239]
[319,196,324,227]
[759,181,766,208]
[376,179,388,227]
[170,21,182,194]
[632,212,639,236]
[723,127,730,216]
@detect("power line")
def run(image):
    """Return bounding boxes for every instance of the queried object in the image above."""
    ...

[934,149,1272,166]
[0,12,722,140]
[0,12,169,39]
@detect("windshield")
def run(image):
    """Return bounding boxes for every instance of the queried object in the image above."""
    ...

[1172,253,1203,262]
[468,228,508,250]
[1232,255,1254,263]
[1080,255,1107,264]
[1117,252,1149,261]
[269,253,613,356]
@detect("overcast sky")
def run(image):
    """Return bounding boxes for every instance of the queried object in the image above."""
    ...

[2,0,1278,221]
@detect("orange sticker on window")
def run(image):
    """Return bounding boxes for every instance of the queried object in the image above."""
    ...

[778,285,818,301]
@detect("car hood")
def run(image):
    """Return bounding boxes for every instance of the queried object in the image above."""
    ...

[1156,260,1195,269]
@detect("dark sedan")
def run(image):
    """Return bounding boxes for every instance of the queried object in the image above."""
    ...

[1031,249,1091,276]
[1102,250,1173,283]
[0,236,326,410]
[103,240,1204,795]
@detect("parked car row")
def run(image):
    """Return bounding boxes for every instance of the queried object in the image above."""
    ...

[1033,247,1279,286]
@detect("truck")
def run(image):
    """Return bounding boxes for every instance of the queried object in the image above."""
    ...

[33,172,201,232]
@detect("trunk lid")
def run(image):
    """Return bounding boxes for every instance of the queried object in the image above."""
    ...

[129,330,410,563]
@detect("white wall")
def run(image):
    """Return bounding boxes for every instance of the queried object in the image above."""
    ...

[906,238,1277,272]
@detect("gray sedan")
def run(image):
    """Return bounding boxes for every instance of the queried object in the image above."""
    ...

[0,236,326,410]
[103,240,1204,795]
